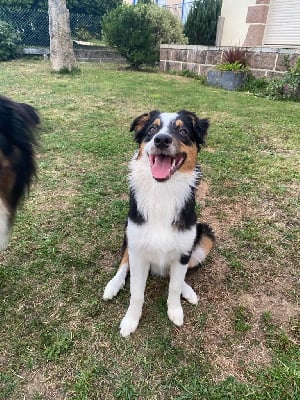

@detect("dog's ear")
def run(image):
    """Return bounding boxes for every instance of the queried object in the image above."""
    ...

[178,110,209,148]
[130,110,160,143]
[194,117,209,148]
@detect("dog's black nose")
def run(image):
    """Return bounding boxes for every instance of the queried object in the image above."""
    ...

[154,133,172,149]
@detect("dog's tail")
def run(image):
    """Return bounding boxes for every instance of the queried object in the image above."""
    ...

[188,223,215,269]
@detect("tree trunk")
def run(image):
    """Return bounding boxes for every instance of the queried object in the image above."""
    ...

[48,0,76,71]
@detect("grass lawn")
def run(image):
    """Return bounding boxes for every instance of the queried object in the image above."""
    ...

[0,59,299,399]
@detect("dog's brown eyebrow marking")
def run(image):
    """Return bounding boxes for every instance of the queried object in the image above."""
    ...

[175,119,184,127]
[153,118,161,127]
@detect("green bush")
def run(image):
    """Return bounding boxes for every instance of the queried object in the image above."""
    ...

[0,20,22,61]
[243,75,269,94]
[242,58,300,101]
[184,0,222,45]
[264,58,300,101]
[102,4,187,69]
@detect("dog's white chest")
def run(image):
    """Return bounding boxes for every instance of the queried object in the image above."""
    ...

[127,218,196,273]
[127,163,197,272]
[126,153,198,273]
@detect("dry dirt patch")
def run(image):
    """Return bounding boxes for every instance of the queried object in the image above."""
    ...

[191,180,299,380]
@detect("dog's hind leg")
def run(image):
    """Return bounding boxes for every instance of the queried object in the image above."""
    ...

[188,223,215,269]
[181,281,198,304]
[103,247,129,300]
[180,223,215,306]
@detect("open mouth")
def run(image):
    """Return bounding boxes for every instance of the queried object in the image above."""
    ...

[149,153,186,181]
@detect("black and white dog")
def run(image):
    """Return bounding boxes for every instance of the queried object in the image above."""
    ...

[103,110,215,337]
[0,95,39,249]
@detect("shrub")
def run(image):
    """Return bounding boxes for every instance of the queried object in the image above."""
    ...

[74,28,93,42]
[102,4,187,69]
[241,58,300,101]
[265,58,300,101]
[184,0,222,45]
[243,75,269,94]
[0,20,22,61]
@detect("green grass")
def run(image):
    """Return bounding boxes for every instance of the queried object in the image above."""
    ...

[0,59,299,399]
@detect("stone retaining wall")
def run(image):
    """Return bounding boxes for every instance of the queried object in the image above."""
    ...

[160,45,300,79]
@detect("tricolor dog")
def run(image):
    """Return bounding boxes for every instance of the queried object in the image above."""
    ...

[103,110,215,337]
[0,95,39,250]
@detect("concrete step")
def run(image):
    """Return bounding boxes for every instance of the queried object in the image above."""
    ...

[24,44,126,63]
[73,42,126,63]
[74,48,125,63]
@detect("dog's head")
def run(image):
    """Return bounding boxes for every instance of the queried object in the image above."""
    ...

[130,110,209,181]
[0,95,39,249]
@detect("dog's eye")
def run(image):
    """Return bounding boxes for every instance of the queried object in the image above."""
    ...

[147,126,157,136]
[179,128,188,137]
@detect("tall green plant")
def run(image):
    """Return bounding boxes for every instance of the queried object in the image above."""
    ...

[184,0,222,45]
[0,20,22,60]
[102,4,187,69]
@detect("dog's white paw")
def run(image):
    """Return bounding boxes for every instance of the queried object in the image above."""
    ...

[103,278,124,300]
[168,306,184,327]
[120,316,139,337]
[181,283,198,305]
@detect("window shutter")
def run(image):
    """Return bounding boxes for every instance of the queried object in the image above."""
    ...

[264,0,300,46]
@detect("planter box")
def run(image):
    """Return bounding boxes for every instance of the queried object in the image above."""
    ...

[207,70,247,91]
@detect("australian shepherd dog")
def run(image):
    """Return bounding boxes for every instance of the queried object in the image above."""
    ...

[103,110,215,337]
[0,95,39,250]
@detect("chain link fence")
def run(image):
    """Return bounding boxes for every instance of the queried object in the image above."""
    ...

[0,7,101,47]
[0,4,195,47]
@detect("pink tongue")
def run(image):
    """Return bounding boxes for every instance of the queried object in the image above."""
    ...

[151,155,172,180]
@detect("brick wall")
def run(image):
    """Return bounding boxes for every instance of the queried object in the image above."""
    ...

[160,45,300,79]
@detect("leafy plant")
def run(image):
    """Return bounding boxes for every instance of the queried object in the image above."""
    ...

[233,305,252,333]
[184,0,222,45]
[102,4,187,69]
[74,27,93,41]
[241,58,300,101]
[243,75,269,94]
[43,331,74,361]
[264,57,300,100]
[222,47,249,67]
[216,61,248,71]
[0,20,22,61]
[217,47,249,71]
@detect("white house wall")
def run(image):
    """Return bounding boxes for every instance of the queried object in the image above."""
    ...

[220,0,256,46]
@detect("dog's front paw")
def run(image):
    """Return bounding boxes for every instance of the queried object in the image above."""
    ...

[168,306,184,327]
[120,316,139,337]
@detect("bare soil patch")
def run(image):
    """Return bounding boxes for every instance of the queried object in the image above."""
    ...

[192,180,299,380]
